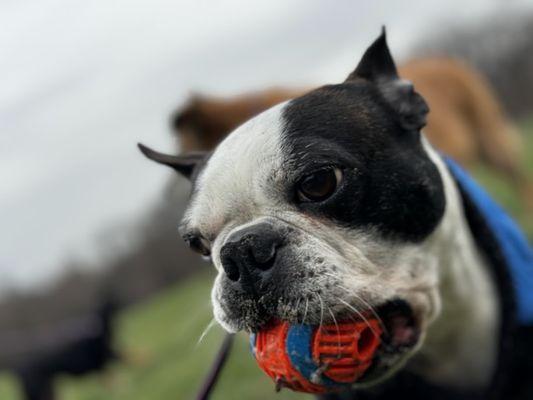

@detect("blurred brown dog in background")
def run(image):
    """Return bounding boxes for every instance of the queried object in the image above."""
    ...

[172,58,526,192]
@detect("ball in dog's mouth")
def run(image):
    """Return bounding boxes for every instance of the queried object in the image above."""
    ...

[249,299,419,394]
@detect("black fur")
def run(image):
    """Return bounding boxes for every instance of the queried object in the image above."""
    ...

[282,82,444,242]
[281,30,441,242]
[346,29,429,131]
[137,143,207,180]
[347,27,398,82]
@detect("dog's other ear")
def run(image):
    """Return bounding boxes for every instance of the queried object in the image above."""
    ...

[137,143,206,179]
[346,28,429,131]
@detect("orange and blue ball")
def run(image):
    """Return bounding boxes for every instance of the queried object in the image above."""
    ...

[250,318,382,393]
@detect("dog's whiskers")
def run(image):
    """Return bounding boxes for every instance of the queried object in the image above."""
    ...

[332,284,387,334]
[196,318,217,347]
[319,272,388,334]
[327,305,341,351]
[293,297,301,320]
[348,291,387,334]
[335,296,382,339]
[317,293,325,333]
[301,297,310,326]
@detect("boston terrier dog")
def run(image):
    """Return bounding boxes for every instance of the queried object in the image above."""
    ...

[139,30,533,399]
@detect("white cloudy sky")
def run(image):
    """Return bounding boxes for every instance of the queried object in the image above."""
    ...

[1,0,532,291]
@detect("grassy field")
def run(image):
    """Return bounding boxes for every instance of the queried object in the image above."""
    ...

[0,124,531,400]
[0,271,304,400]
[470,118,533,239]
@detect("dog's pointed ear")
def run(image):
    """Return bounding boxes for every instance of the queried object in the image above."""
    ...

[346,27,398,82]
[137,143,206,179]
[346,28,429,131]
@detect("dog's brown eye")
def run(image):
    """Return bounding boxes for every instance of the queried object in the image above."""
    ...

[185,235,211,257]
[297,167,342,202]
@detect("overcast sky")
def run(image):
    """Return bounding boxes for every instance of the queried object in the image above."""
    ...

[2,0,532,291]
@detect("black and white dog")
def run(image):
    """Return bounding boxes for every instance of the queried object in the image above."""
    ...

[140,30,533,399]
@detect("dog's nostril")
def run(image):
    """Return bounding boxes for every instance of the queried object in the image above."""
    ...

[255,253,276,271]
[250,244,278,271]
[223,258,240,282]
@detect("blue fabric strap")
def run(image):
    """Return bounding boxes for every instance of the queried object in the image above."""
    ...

[445,157,533,325]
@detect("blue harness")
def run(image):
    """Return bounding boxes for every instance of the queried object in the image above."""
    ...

[444,158,533,325]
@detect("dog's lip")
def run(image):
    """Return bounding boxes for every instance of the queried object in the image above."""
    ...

[377,299,420,351]
[355,299,421,384]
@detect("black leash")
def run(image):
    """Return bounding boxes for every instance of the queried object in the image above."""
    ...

[196,333,235,400]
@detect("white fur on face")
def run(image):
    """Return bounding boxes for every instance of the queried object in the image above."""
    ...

[182,104,499,390]
[183,102,288,247]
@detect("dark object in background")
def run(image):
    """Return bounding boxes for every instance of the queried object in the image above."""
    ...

[2,300,118,400]
[417,14,533,120]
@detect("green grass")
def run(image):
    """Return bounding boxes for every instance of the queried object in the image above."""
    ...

[0,122,531,400]
[0,271,306,400]
[470,118,533,239]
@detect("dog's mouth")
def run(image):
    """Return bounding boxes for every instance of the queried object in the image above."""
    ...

[376,299,420,352]
[247,298,421,392]
[320,299,421,385]
[222,290,421,359]
[356,299,421,384]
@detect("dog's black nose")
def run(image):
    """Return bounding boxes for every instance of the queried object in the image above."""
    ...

[220,222,283,294]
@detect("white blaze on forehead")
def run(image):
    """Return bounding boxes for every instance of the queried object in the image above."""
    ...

[184,101,288,234]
